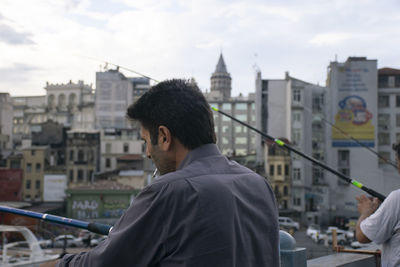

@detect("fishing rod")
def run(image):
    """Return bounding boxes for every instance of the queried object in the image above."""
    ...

[77,55,160,83]
[211,106,387,202]
[0,205,112,235]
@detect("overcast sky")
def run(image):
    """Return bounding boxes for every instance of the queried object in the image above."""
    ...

[1,0,400,97]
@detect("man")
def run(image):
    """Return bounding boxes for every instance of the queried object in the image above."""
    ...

[355,143,400,267]
[43,79,279,267]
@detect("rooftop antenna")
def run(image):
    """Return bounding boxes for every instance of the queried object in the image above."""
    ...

[253,53,260,73]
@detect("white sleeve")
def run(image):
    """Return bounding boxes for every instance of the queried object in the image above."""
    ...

[360,190,400,244]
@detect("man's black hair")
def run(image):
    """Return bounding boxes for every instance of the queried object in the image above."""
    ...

[127,79,216,150]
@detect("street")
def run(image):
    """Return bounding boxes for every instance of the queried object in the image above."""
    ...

[293,230,334,260]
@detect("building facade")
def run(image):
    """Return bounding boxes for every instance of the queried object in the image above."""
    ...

[206,54,257,157]
[22,146,48,201]
[0,93,13,165]
[100,128,143,173]
[66,130,100,185]
[256,71,328,224]
[45,80,95,130]
[95,69,150,130]
[326,57,400,220]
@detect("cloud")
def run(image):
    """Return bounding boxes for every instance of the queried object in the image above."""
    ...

[309,33,353,46]
[0,19,35,45]
[0,64,38,81]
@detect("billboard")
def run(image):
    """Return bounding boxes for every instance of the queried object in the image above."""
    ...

[43,174,67,201]
[332,61,376,147]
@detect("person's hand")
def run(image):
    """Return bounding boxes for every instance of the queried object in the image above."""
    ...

[356,195,380,217]
[39,260,59,267]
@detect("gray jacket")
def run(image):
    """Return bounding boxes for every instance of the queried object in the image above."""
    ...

[58,144,279,266]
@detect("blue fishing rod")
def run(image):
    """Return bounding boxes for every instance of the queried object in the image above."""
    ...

[0,170,159,234]
[0,205,112,235]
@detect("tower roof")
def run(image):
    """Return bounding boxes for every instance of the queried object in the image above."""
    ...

[214,53,228,73]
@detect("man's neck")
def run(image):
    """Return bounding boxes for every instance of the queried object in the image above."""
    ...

[174,144,191,170]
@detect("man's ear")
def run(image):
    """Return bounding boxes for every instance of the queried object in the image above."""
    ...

[157,126,172,151]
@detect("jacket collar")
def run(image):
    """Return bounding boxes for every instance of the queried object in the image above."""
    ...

[177,144,221,170]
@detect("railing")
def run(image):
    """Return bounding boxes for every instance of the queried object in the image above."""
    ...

[280,230,380,267]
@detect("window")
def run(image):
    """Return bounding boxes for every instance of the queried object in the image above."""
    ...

[397,114,400,127]
[222,103,231,110]
[269,165,275,175]
[378,95,389,108]
[36,163,41,172]
[378,133,390,145]
[35,180,40,189]
[236,114,247,121]
[78,150,84,162]
[293,168,301,181]
[292,129,301,144]
[338,150,350,180]
[284,164,289,176]
[26,163,32,173]
[106,158,111,168]
[293,89,301,102]
[396,95,400,107]
[293,197,301,206]
[293,112,301,122]
[277,165,282,175]
[69,170,74,182]
[378,114,390,130]
[69,150,74,161]
[77,170,84,181]
[106,143,111,153]
[283,186,288,196]
[222,114,231,121]
[274,186,279,195]
[338,150,350,166]
[235,137,247,145]
[235,103,247,111]
[389,76,395,88]
[26,180,31,189]
[222,137,229,145]
[10,160,20,169]
[123,143,129,153]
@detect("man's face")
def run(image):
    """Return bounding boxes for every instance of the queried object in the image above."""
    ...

[140,126,176,175]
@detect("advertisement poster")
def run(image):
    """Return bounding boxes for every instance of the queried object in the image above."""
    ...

[332,62,376,147]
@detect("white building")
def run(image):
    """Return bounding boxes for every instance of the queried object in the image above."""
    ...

[45,80,95,130]
[326,57,400,219]
[95,69,150,130]
[12,96,46,149]
[256,71,328,224]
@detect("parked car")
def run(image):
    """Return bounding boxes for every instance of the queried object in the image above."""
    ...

[90,235,108,247]
[278,217,300,231]
[306,224,321,238]
[46,235,83,248]
[317,228,351,245]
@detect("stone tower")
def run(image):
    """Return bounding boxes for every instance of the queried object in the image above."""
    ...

[210,53,232,100]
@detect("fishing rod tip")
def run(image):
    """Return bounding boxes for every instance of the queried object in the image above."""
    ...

[211,106,219,112]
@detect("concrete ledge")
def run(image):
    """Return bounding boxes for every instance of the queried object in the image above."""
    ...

[307,252,377,267]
